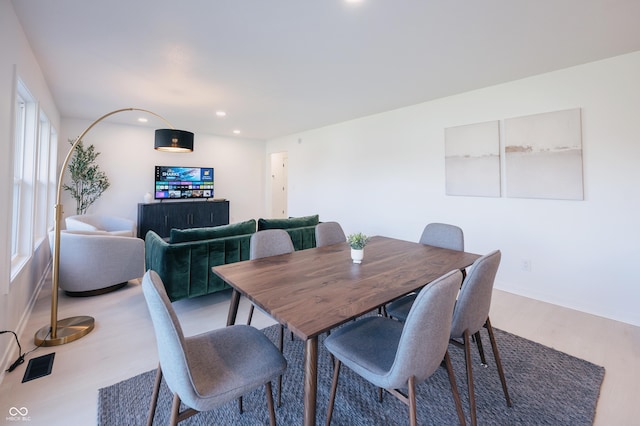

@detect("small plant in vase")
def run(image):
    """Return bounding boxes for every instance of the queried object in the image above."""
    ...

[347,232,369,264]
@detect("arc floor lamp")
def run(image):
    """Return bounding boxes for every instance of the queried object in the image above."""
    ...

[34,107,194,346]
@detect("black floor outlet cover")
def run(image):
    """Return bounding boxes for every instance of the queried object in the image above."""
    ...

[22,352,55,383]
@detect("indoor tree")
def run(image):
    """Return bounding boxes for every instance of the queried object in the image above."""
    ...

[62,138,110,215]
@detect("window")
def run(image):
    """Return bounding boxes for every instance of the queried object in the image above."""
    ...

[11,79,57,278]
[35,111,54,242]
[11,90,26,259]
[47,127,58,231]
[11,81,37,267]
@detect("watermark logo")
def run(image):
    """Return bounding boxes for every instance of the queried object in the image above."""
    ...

[6,407,30,422]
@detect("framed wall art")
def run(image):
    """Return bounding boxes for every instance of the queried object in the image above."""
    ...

[445,120,501,197]
[504,108,583,200]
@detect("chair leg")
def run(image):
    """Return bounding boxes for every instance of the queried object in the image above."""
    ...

[147,365,163,426]
[278,325,284,407]
[238,396,243,413]
[408,375,417,426]
[326,359,342,426]
[169,394,181,426]
[265,381,276,426]
[485,317,512,407]
[247,304,255,325]
[444,350,467,426]
[377,305,388,317]
[474,331,488,367]
[463,330,478,426]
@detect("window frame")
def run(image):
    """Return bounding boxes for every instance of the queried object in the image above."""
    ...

[10,78,58,281]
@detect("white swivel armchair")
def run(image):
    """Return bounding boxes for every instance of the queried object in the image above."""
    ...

[52,230,145,296]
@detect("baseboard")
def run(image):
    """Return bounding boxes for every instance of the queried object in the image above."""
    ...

[0,260,51,383]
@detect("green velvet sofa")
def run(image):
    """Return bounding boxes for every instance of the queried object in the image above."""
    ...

[144,215,319,301]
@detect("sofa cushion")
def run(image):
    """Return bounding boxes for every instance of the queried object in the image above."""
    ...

[169,219,256,244]
[285,227,317,251]
[257,215,319,231]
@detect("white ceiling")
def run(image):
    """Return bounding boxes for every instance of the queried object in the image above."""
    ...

[11,0,640,140]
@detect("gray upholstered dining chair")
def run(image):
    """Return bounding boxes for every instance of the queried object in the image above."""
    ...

[386,222,465,320]
[141,270,287,426]
[247,229,295,407]
[315,221,346,247]
[419,222,464,250]
[323,270,467,426]
[449,250,511,426]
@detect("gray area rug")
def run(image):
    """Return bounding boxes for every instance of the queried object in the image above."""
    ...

[98,324,604,425]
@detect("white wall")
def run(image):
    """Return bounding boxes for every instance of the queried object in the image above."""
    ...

[266,51,640,327]
[59,119,267,227]
[0,0,61,371]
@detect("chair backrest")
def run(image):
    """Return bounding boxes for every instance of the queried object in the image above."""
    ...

[66,214,134,232]
[388,269,463,386]
[450,250,501,338]
[250,229,295,260]
[419,223,464,251]
[141,270,200,408]
[315,222,346,247]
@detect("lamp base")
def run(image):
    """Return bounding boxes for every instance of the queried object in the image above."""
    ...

[34,316,95,346]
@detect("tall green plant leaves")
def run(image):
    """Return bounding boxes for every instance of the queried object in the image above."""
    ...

[62,139,110,214]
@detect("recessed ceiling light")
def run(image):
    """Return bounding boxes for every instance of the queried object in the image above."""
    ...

[138,117,148,123]
[233,130,241,134]
[216,111,227,117]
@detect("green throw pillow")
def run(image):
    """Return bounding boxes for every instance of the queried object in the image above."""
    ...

[257,215,319,230]
[169,219,256,243]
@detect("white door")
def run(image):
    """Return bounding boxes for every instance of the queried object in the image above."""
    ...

[270,152,288,218]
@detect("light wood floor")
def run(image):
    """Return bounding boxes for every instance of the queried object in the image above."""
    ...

[1,276,638,425]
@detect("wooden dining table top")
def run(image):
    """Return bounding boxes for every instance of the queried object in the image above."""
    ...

[212,235,481,341]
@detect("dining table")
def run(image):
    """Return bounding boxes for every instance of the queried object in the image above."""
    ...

[212,235,480,425]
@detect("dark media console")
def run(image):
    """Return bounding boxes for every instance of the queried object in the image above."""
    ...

[137,200,230,239]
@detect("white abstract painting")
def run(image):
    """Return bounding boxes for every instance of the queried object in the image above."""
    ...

[445,120,501,197]
[504,108,583,200]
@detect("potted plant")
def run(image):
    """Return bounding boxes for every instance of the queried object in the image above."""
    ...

[62,138,110,215]
[346,232,369,264]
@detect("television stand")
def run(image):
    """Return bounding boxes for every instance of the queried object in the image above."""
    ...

[137,200,230,239]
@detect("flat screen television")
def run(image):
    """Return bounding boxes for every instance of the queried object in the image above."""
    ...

[154,166,214,200]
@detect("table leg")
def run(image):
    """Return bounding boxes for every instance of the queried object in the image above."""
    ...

[303,337,318,426]
[226,289,240,326]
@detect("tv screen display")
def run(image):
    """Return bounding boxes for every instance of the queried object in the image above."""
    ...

[154,166,214,199]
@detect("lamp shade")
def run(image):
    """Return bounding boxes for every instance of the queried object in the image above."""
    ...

[155,129,194,152]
